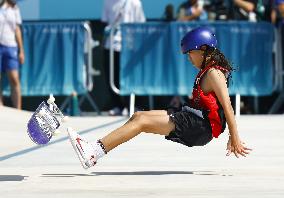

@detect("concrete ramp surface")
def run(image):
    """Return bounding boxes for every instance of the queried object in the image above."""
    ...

[0,106,284,197]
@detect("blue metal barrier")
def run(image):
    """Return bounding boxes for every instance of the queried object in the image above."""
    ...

[2,22,87,96]
[120,22,275,96]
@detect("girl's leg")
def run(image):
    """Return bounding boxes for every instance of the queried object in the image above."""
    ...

[101,111,174,152]
[123,110,168,125]
[139,110,168,116]
[7,70,21,109]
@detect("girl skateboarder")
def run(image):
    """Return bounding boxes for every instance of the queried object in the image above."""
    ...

[68,26,252,169]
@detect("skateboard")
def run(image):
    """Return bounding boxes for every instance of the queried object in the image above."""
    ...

[27,95,68,145]
[27,95,92,169]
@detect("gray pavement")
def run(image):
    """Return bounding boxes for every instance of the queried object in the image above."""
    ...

[0,106,284,198]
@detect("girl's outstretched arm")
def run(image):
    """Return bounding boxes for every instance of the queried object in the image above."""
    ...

[206,68,252,158]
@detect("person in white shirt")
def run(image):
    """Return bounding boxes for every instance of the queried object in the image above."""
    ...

[101,0,146,116]
[0,0,24,109]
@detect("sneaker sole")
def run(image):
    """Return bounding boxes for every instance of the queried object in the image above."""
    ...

[67,127,90,169]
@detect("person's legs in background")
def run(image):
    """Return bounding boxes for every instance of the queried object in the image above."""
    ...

[169,96,183,109]
[7,70,21,109]
[1,45,22,109]
[104,49,127,115]
[120,95,130,116]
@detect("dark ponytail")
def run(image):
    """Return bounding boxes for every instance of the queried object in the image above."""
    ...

[201,45,234,85]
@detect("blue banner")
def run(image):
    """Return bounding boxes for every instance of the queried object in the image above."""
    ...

[120,22,274,96]
[2,22,86,96]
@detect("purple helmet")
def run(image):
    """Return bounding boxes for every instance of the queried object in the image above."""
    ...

[181,27,217,54]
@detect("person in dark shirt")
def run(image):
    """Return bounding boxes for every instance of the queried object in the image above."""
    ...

[177,0,208,21]
[272,0,284,27]
[229,0,258,21]
[163,4,175,21]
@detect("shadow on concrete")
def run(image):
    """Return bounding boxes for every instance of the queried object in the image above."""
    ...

[0,175,28,181]
[41,171,232,177]
[41,171,194,178]
[41,173,93,177]
[92,171,194,176]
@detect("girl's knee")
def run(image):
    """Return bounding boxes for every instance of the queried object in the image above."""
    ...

[131,111,155,132]
[133,114,151,131]
[131,111,144,120]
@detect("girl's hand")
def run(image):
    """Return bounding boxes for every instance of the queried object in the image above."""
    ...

[226,135,252,158]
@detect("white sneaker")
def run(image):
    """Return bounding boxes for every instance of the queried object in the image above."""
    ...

[108,107,121,116]
[67,127,97,169]
[121,108,129,116]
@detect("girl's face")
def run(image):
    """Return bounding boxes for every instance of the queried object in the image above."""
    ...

[187,50,204,69]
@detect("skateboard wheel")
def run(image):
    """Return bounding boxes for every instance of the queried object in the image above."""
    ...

[62,116,69,122]
[47,96,55,104]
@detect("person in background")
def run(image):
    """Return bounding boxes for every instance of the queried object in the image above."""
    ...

[229,0,258,21]
[274,0,284,79]
[274,0,284,25]
[0,0,24,109]
[163,4,175,21]
[258,0,274,22]
[101,0,146,116]
[177,0,208,21]
[207,0,230,21]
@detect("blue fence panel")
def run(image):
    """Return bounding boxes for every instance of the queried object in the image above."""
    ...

[120,22,274,96]
[2,22,86,96]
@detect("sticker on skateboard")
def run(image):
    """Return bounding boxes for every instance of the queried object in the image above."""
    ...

[27,95,68,145]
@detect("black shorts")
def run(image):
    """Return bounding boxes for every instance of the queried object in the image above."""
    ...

[165,106,213,147]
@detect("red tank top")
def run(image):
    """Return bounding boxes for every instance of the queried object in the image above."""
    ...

[191,65,228,138]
